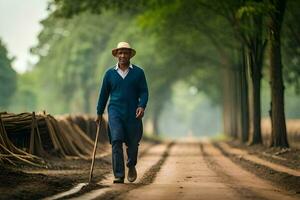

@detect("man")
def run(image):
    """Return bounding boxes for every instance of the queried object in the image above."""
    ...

[96,42,148,184]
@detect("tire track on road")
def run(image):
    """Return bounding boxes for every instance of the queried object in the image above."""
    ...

[43,141,162,200]
[98,142,174,200]
[214,142,300,194]
[118,141,241,200]
[66,142,174,200]
[200,142,268,200]
[200,142,298,200]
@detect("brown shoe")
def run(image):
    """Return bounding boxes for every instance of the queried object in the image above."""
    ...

[127,166,137,182]
[113,177,124,184]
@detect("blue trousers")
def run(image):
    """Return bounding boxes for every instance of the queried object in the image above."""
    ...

[108,115,143,178]
[112,140,140,178]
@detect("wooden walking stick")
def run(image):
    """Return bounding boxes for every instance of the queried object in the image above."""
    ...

[89,119,101,183]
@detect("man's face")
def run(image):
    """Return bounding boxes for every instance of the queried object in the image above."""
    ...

[117,48,131,65]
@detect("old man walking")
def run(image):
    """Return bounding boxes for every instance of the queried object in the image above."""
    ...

[96,42,149,183]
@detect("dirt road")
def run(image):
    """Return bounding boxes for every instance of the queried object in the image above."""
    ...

[43,139,299,200]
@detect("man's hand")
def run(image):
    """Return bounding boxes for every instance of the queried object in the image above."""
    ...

[136,107,145,119]
[95,115,103,125]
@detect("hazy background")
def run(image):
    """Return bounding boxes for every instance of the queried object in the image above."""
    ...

[1,0,300,139]
[0,0,48,73]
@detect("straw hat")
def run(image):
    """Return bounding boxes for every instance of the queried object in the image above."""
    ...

[112,42,136,58]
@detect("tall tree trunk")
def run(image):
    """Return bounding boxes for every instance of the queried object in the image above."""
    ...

[249,65,262,144]
[222,69,229,138]
[247,50,263,144]
[236,62,243,141]
[240,46,249,142]
[247,13,266,145]
[231,67,239,138]
[152,101,164,136]
[222,67,238,138]
[222,68,234,137]
[269,0,289,147]
[152,113,159,136]
[222,67,230,137]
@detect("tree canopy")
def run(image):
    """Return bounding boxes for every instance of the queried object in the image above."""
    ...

[4,0,300,144]
[0,39,16,110]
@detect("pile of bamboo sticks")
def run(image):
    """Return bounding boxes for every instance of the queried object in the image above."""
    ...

[64,114,109,143]
[0,112,46,167]
[0,112,109,167]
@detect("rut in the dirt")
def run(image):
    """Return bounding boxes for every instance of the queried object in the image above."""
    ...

[69,140,299,200]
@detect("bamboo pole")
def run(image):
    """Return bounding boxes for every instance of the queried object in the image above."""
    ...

[89,120,101,183]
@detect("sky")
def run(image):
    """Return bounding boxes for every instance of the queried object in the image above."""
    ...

[0,0,49,73]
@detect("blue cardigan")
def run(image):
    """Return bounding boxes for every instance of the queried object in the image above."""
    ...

[97,64,148,119]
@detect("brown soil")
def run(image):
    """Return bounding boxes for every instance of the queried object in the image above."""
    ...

[215,140,300,195]
[0,165,72,200]
[228,140,300,170]
[2,139,299,199]
[0,156,111,200]
[0,138,159,200]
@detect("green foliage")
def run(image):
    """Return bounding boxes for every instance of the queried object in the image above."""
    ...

[282,0,300,93]
[0,39,17,110]
[25,0,239,120]
[31,11,125,113]
[51,0,146,18]
[8,72,37,112]
[7,0,297,138]
[236,1,274,19]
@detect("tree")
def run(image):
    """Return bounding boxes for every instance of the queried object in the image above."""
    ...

[49,0,243,136]
[8,72,37,112]
[48,0,296,143]
[268,0,289,147]
[0,39,16,110]
[235,0,269,144]
[31,11,122,113]
[282,0,300,93]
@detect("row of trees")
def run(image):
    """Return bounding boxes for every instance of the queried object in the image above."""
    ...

[4,0,299,147]
[51,0,300,147]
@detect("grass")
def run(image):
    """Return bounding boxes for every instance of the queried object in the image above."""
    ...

[143,132,164,143]
[210,133,231,142]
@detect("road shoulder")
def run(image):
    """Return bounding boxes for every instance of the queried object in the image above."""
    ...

[214,140,300,196]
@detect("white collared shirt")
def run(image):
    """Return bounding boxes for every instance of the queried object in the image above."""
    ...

[115,63,133,79]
